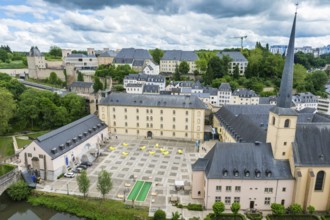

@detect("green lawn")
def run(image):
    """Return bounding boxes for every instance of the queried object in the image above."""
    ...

[0,60,27,69]
[0,164,16,176]
[28,192,149,220]
[16,138,32,148]
[27,131,49,139]
[0,136,14,159]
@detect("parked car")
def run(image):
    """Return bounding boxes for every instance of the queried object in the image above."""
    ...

[72,167,83,173]
[64,172,75,178]
[76,164,87,170]
[80,161,93,167]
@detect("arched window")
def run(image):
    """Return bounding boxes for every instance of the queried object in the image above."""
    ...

[284,119,290,128]
[272,116,275,125]
[315,171,325,191]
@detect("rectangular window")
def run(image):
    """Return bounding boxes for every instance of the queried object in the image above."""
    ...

[113,107,115,112]
[161,117,163,121]
[186,111,189,115]
[160,131,163,136]
[225,197,231,205]
[234,197,240,203]
[173,125,175,129]
[185,125,188,130]
[186,118,188,123]
[38,154,43,159]
[137,130,139,134]
[137,116,139,120]
[235,186,241,192]
[226,186,231,192]
[137,123,139,127]
[125,122,127,127]
[216,186,221,191]
[173,117,175,122]
[125,115,127,120]
[124,108,127,113]
[173,110,176,115]
[282,187,286,192]
[215,196,221,202]
[185,133,188,137]
[265,197,271,205]
[265,188,273,193]
[173,132,175,137]
[160,110,163,114]
[160,124,163,129]
[113,115,116,119]
[136,109,139,113]
[125,129,128,134]
[113,121,116,126]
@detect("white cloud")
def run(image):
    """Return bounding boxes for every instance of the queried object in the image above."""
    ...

[0,0,329,52]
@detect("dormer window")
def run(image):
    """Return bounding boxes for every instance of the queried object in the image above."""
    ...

[223,169,228,176]
[265,169,272,177]
[255,169,261,178]
[233,169,239,177]
[244,169,250,177]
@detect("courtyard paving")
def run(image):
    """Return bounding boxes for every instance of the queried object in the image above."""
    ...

[38,134,217,219]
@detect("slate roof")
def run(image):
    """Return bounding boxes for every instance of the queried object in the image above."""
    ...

[35,115,107,159]
[214,105,272,142]
[232,89,258,97]
[29,46,41,56]
[143,85,159,93]
[217,51,247,62]
[114,48,152,63]
[259,96,277,105]
[292,92,318,104]
[192,142,293,180]
[67,54,96,58]
[293,123,330,166]
[99,50,117,57]
[161,50,198,61]
[169,81,194,88]
[69,81,93,88]
[99,93,207,109]
[192,81,203,90]
[124,73,164,82]
[219,83,231,91]
[126,83,143,88]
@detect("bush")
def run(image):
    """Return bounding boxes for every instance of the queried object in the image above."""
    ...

[287,203,303,215]
[57,173,64,179]
[271,203,285,215]
[154,209,166,220]
[187,203,203,211]
[6,180,31,201]
[246,213,263,220]
[231,202,241,214]
[213,202,225,216]
[177,203,183,208]
[307,205,315,214]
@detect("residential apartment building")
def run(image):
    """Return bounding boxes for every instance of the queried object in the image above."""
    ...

[143,60,160,75]
[113,48,152,72]
[292,92,318,111]
[230,89,259,105]
[126,84,144,94]
[64,54,98,70]
[317,97,330,115]
[270,45,288,55]
[217,51,248,75]
[160,50,198,74]
[98,93,207,141]
[218,83,232,106]
[123,73,165,91]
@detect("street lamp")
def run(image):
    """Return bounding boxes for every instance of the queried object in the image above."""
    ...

[123,188,129,202]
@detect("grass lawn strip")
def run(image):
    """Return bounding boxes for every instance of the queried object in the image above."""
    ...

[136,181,152,202]
[28,191,149,220]
[0,136,14,158]
[16,138,32,148]
[127,180,144,201]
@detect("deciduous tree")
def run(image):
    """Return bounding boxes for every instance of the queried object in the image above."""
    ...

[7,180,31,201]
[213,201,225,217]
[76,170,90,198]
[150,48,164,65]
[0,88,16,134]
[97,170,112,199]
[179,61,190,75]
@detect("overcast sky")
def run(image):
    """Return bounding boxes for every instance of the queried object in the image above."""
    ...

[1,0,330,52]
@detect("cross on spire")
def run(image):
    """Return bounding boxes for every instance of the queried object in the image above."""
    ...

[295,2,299,14]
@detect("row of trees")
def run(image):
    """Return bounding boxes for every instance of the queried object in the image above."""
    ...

[295,51,330,70]
[0,73,87,134]
[271,203,316,215]
[77,170,112,199]
[0,45,27,65]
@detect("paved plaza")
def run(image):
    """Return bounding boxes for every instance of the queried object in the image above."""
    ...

[38,134,216,219]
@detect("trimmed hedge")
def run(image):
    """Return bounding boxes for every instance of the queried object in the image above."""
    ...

[246,213,263,220]
[187,203,203,211]
[267,214,320,220]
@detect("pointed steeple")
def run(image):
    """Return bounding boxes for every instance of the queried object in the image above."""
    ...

[277,12,297,108]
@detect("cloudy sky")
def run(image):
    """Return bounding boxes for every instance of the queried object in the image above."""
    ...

[1,0,330,52]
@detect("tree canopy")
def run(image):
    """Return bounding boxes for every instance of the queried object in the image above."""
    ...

[0,88,16,134]
[97,170,112,199]
[149,48,164,65]
[95,64,136,83]
[76,170,90,198]
[179,61,190,75]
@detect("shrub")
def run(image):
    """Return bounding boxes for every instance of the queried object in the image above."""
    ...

[287,203,303,215]
[213,202,225,217]
[6,180,31,201]
[177,203,183,208]
[154,209,166,220]
[307,205,315,214]
[187,203,203,211]
[246,213,263,220]
[271,203,285,215]
[57,173,64,179]
[231,202,241,214]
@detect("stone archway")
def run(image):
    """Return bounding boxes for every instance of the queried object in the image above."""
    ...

[147,131,152,138]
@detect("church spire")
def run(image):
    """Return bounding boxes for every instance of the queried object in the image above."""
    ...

[277,11,297,108]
